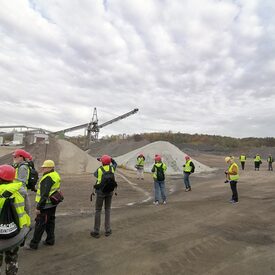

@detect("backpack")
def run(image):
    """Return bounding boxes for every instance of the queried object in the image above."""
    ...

[19,162,39,191]
[0,198,20,239]
[96,166,117,193]
[155,163,165,181]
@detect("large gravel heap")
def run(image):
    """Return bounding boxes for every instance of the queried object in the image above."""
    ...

[116,141,214,175]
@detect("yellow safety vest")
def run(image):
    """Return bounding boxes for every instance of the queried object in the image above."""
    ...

[0,181,30,228]
[136,157,145,167]
[254,156,261,162]
[183,160,192,172]
[94,165,115,186]
[152,162,167,179]
[228,162,239,181]
[35,171,61,205]
[239,155,246,162]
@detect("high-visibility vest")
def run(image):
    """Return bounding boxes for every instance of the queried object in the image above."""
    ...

[183,160,192,172]
[15,162,30,188]
[0,181,31,228]
[152,162,167,179]
[35,171,61,205]
[268,157,273,163]
[94,165,115,186]
[136,157,145,167]
[239,155,246,162]
[228,162,239,181]
[254,155,261,162]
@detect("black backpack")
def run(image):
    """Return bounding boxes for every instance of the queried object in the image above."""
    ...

[155,163,165,181]
[97,166,117,193]
[0,198,20,239]
[19,162,39,191]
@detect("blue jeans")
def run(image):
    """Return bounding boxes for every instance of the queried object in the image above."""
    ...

[154,180,166,202]
[184,172,191,188]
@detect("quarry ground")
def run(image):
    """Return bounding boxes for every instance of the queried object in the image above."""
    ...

[18,154,275,275]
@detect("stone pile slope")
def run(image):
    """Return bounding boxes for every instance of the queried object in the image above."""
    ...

[115,141,214,175]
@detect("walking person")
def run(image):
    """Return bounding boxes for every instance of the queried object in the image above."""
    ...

[0,165,31,275]
[135,154,145,180]
[225,156,240,204]
[239,154,246,170]
[267,154,273,171]
[151,155,167,205]
[91,155,117,238]
[254,154,262,171]
[183,155,195,192]
[28,160,62,249]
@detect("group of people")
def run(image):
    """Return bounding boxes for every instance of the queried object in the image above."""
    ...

[239,153,274,171]
[0,149,62,274]
[135,154,195,205]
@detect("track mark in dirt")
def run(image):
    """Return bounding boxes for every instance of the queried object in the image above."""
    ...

[116,171,152,203]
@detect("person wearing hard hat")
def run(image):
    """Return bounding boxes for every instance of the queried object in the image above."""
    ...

[12,149,31,215]
[151,155,167,205]
[183,155,195,192]
[239,154,246,170]
[135,154,145,180]
[225,156,240,204]
[90,155,117,238]
[27,160,61,250]
[0,165,31,275]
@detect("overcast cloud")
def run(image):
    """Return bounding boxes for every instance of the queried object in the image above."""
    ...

[1,0,275,138]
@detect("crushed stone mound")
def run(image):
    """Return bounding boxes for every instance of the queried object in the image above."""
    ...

[57,139,99,174]
[115,141,214,175]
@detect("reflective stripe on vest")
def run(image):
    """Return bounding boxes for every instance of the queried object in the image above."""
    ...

[228,163,239,181]
[35,171,61,204]
[0,181,30,228]
[183,160,192,172]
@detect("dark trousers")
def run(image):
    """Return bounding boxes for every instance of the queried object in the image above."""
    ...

[0,247,19,275]
[241,162,245,170]
[93,191,113,234]
[230,181,238,202]
[254,162,260,170]
[30,207,56,248]
[268,163,273,171]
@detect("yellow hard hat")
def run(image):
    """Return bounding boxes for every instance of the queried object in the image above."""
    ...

[225,157,231,163]
[41,160,55,168]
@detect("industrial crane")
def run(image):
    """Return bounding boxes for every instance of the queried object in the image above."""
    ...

[53,108,139,145]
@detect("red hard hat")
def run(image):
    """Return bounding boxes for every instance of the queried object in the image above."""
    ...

[13,149,29,159]
[154,155,161,162]
[101,155,111,165]
[185,155,190,160]
[0,165,16,181]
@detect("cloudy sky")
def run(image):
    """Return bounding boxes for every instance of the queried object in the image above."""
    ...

[1,0,275,138]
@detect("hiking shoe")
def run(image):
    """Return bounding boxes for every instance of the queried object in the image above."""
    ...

[153,201,159,205]
[90,231,100,238]
[24,244,38,250]
[105,230,112,237]
[163,201,167,205]
[231,200,239,204]
[43,241,54,246]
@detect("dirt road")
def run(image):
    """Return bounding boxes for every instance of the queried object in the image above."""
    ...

[19,156,275,275]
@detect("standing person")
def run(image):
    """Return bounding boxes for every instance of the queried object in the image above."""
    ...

[0,165,30,275]
[28,160,61,249]
[91,155,117,238]
[12,149,31,215]
[183,155,195,192]
[239,154,246,170]
[254,154,262,171]
[151,155,167,205]
[225,156,240,204]
[267,154,273,171]
[135,154,145,180]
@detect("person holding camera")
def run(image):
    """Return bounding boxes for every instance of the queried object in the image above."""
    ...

[27,160,61,250]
